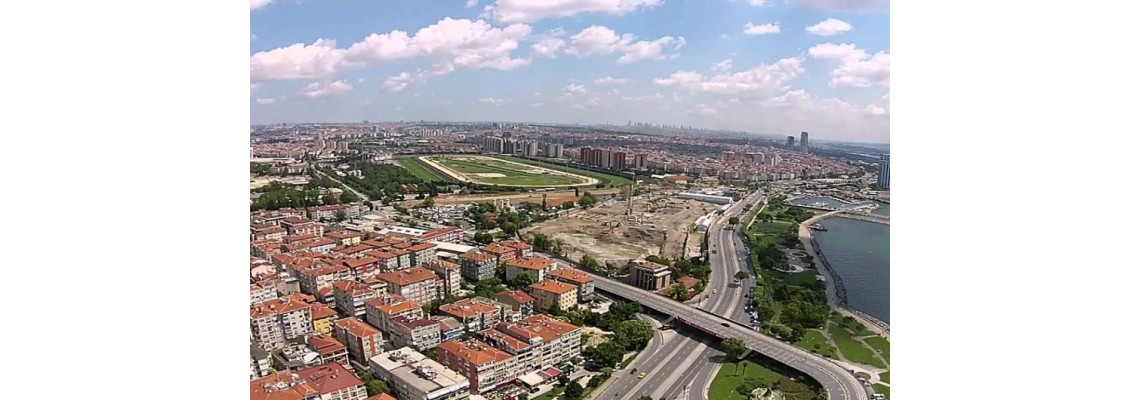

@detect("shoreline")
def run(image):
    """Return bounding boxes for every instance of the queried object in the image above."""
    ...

[798,211,891,337]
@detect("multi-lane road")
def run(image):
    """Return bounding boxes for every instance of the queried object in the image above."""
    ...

[581,190,868,400]
[587,191,763,400]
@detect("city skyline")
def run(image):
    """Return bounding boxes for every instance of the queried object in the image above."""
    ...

[251,0,890,143]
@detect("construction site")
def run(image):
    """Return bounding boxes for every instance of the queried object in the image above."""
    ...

[522,185,719,266]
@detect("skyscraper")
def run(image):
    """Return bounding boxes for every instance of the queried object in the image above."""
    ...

[633,154,647,169]
[877,154,890,190]
[800,131,809,152]
[786,136,795,148]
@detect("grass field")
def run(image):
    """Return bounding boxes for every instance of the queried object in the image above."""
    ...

[499,156,632,186]
[429,155,593,187]
[863,336,890,363]
[753,220,795,235]
[780,270,821,287]
[395,157,448,182]
[708,360,785,400]
[879,371,889,384]
[873,384,890,399]
[828,324,886,368]
[794,330,838,359]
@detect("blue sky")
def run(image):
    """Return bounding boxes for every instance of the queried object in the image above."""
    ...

[251,0,889,143]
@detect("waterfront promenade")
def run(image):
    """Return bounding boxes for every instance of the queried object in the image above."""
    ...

[798,211,891,336]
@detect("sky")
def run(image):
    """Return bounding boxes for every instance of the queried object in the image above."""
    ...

[250,0,890,143]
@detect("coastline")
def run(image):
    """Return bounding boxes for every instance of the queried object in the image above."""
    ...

[798,211,891,337]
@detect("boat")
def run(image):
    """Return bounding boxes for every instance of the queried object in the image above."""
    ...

[810,201,828,207]
[810,224,828,231]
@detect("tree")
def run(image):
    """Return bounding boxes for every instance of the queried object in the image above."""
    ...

[666,283,689,301]
[721,338,747,361]
[578,191,598,208]
[585,341,624,368]
[422,196,435,208]
[564,381,585,400]
[587,375,605,388]
[510,272,534,290]
[757,303,776,322]
[334,210,347,221]
[729,216,740,225]
[473,231,493,244]
[734,271,750,280]
[322,193,339,205]
[580,254,601,272]
[557,375,570,387]
[547,302,564,317]
[614,320,654,350]
[365,380,389,396]
[340,190,360,203]
[501,221,518,236]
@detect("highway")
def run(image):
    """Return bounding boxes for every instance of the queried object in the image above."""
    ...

[577,191,868,400]
[586,191,764,400]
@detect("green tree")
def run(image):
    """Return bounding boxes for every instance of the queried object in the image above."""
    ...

[365,380,389,396]
[579,191,598,208]
[334,210,347,221]
[585,341,624,368]
[510,272,534,290]
[580,254,601,272]
[565,381,585,400]
[422,196,435,208]
[729,216,740,225]
[531,233,552,252]
[734,271,750,280]
[339,190,360,203]
[666,283,689,301]
[473,231,494,244]
[557,375,570,387]
[501,221,518,236]
[721,337,747,361]
[757,303,776,322]
[614,320,654,350]
[547,302,563,317]
[322,193,339,205]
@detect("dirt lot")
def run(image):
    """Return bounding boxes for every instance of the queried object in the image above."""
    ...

[428,188,623,206]
[523,195,718,263]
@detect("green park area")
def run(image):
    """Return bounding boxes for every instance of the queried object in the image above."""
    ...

[873,384,890,399]
[864,336,890,363]
[499,156,633,186]
[532,386,564,400]
[708,360,785,400]
[432,156,591,186]
[828,323,886,368]
[879,371,890,384]
[794,330,838,359]
[394,156,448,183]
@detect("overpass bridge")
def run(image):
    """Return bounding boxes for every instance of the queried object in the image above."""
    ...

[586,272,869,400]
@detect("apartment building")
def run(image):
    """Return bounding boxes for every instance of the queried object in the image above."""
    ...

[494,291,535,318]
[477,329,535,370]
[481,244,517,264]
[529,280,578,313]
[365,295,424,336]
[436,339,521,394]
[334,317,384,364]
[310,303,338,335]
[499,240,533,259]
[548,268,595,303]
[376,267,440,305]
[433,316,465,342]
[251,345,272,380]
[504,257,556,283]
[422,259,462,298]
[459,250,496,281]
[297,265,352,302]
[419,226,464,243]
[342,256,382,279]
[251,282,277,305]
[333,280,378,319]
[390,316,443,351]
[439,298,503,333]
[365,250,401,272]
[326,230,364,247]
[250,362,368,400]
[406,242,438,267]
[251,296,313,350]
[496,315,582,371]
[370,347,471,400]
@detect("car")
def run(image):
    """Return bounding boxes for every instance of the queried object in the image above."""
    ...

[638,372,648,379]
[630,368,638,374]
[721,322,730,327]
[712,289,717,294]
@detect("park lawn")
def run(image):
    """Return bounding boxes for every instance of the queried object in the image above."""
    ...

[828,324,886,368]
[533,386,565,400]
[783,270,821,287]
[794,330,838,359]
[879,371,890,384]
[708,360,785,400]
[863,336,890,363]
[435,157,588,186]
[873,384,890,399]
[495,156,632,186]
[753,220,795,235]
[395,158,448,182]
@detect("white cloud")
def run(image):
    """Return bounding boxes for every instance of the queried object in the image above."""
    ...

[532,37,566,58]
[864,104,888,116]
[742,22,780,35]
[808,43,890,88]
[466,0,480,8]
[531,102,544,107]
[653,58,805,95]
[565,83,588,94]
[251,0,273,11]
[488,0,663,23]
[791,0,888,11]
[594,76,629,85]
[381,72,415,93]
[748,0,766,5]
[806,18,853,36]
[255,98,276,105]
[566,25,684,64]
[477,97,512,105]
[251,18,532,82]
[710,59,733,72]
[251,33,258,41]
[297,80,353,98]
[250,39,346,81]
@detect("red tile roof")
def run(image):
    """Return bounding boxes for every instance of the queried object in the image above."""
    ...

[438,339,513,366]
[506,257,555,271]
[530,280,576,295]
[460,250,493,262]
[295,362,363,395]
[495,290,535,305]
[549,268,594,284]
[334,317,380,338]
[376,267,437,286]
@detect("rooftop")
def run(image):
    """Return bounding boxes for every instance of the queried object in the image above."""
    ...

[365,295,422,315]
[295,362,363,395]
[333,317,380,338]
[506,257,555,271]
[371,347,469,395]
[499,314,579,343]
[530,280,577,295]
[437,339,513,366]
[460,250,493,262]
[440,298,501,318]
[377,267,438,286]
[549,268,594,284]
[494,290,535,305]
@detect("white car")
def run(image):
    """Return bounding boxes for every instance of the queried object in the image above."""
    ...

[712,289,717,294]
